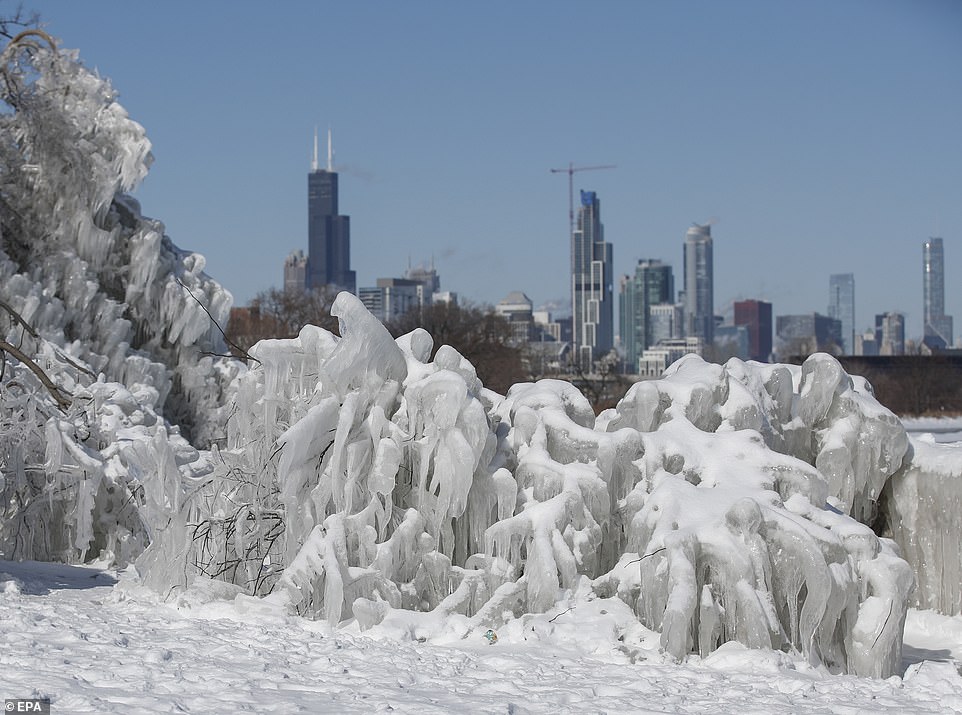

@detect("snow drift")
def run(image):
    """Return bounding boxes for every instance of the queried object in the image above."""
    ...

[0,33,955,680]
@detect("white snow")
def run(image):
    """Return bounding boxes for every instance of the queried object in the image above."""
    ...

[903,417,962,444]
[1,559,961,713]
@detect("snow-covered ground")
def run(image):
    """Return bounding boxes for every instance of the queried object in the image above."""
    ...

[902,416,962,444]
[2,559,961,714]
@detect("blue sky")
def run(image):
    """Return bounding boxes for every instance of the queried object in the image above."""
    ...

[30,0,962,340]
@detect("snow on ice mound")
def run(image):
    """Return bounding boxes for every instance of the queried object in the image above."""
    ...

[137,293,915,677]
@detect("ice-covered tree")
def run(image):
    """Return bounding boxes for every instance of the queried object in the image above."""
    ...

[0,28,236,565]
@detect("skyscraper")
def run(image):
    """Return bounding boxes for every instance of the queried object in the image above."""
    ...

[733,299,773,362]
[683,223,714,343]
[775,313,842,358]
[283,249,307,291]
[571,190,613,369]
[619,259,674,372]
[358,262,444,324]
[649,303,683,346]
[875,312,905,356]
[307,129,355,294]
[828,273,855,354]
[923,237,952,347]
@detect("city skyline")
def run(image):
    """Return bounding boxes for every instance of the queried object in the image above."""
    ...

[34,1,962,340]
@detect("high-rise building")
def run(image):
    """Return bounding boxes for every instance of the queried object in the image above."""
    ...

[923,237,953,348]
[307,129,355,294]
[496,291,535,343]
[649,303,683,346]
[828,273,855,355]
[619,259,674,372]
[406,262,440,295]
[775,313,842,358]
[855,331,879,356]
[733,299,773,362]
[714,324,750,360]
[571,190,613,369]
[638,337,703,378]
[283,249,307,291]
[876,312,905,355]
[683,223,714,343]
[359,278,424,323]
[618,275,636,369]
[359,261,448,324]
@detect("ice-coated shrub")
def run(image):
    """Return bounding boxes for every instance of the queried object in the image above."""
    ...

[135,293,917,677]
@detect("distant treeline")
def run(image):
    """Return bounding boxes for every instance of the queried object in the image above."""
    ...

[789,354,962,417]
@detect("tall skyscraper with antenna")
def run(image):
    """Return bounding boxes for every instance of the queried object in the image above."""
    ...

[307,128,355,294]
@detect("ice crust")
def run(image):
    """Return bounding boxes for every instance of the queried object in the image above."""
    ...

[0,38,946,680]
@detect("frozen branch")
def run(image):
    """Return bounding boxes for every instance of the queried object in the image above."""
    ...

[175,277,259,364]
[0,338,71,411]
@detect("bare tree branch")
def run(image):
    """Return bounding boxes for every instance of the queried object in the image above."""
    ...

[0,298,96,379]
[0,6,40,41]
[175,277,260,364]
[0,298,37,337]
[0,338,71,411]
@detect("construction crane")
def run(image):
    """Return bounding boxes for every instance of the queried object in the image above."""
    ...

[550,162,616,239]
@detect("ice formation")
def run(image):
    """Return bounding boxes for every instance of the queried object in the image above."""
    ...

[883,436,962,616]
[0,33,949,680]
[131,292,916,677]
[0,34,233,565]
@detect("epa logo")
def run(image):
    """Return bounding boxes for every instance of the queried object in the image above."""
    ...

[4,700,50,714]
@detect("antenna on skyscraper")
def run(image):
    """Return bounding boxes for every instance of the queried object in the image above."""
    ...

[327,127,334,172]
[311,126,319,172]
